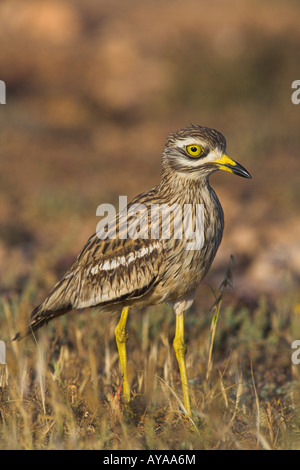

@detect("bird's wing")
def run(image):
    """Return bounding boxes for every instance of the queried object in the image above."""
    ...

[68,233,164,309]
[14,189,166,339]
[14,234,164,339]
[66,188,165,308]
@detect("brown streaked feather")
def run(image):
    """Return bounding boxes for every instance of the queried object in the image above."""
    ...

[14,233,164,339]
[70,236,163,309]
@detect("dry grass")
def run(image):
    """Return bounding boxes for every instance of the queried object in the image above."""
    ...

[0,264,299,450]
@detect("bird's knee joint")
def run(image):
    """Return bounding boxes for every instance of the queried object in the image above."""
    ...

[115,326,128,344]
[173,337,187,356]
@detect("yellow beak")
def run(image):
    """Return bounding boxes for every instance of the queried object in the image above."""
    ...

[214,154,251,179]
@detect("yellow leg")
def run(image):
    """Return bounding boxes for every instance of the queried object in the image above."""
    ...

[115,307,131,403]
[173,313,191,416]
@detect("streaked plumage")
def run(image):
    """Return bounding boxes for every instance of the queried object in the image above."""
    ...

[14,124,251,415]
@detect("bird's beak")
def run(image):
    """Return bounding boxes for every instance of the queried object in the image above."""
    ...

[214,154,252,179]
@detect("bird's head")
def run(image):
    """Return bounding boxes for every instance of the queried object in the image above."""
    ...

[162,125,251,181]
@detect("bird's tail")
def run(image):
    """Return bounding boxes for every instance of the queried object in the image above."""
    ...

[13,276,73,341]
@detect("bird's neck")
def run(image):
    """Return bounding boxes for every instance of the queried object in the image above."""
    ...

[159,167,214,205]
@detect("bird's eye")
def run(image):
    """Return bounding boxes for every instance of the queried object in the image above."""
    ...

[185,144,204,158]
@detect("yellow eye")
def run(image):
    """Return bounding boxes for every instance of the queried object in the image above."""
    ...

[185,144,204,157]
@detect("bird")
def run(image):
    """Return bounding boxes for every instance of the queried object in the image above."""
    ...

[14,124,251,416]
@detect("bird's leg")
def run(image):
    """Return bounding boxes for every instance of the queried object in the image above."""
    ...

[173,313,191,416]
[115,306,131,404]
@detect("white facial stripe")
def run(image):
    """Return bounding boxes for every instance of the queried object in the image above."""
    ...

[173,148,223,167]
[175,138,205,148]
[198,149,223,164]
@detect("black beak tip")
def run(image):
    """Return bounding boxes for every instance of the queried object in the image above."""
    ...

[223,163,252,179]
[242,170,252,179]
[233,163,252,179]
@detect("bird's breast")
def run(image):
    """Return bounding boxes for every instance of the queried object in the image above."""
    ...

[155,186,224,301]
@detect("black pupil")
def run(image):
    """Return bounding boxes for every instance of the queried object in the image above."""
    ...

[191,147,198,152]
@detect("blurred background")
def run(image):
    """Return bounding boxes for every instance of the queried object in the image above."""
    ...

[0,0,299,305]
[1,0,300,450]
